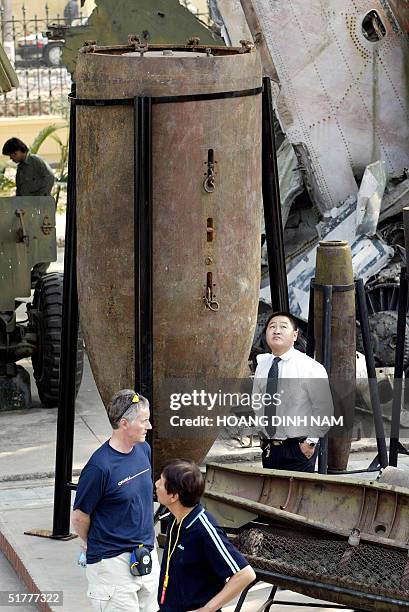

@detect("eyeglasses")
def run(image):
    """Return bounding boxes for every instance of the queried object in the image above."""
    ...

[116,393,140,422]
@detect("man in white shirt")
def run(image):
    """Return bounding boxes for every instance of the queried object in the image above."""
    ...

[252,311,333,472]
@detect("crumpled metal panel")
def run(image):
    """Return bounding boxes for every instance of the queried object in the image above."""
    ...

[214,0,253,46]
[260,195,394,319]
[380,175,409,224]
[63,0,224,75]
[276,139,304,228]
[249,0,409,211]
[356,160,387,235]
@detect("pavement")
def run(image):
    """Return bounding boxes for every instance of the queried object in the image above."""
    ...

[0,247,408,611]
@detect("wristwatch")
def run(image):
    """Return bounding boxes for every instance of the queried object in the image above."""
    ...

[305,437,317,447]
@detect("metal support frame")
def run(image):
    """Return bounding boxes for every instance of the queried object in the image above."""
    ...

[307,278,387,475]
[355,278,388,469]
[232,569,396,611]
[51,92,154,536]
[306,287,315,358]
[133,96,153,450]
[318,284,332,474]
[49,84,262,538]
[52,83,79,538]
[261,76,289,312]
[234,581,277,612]
[389,266,409,466]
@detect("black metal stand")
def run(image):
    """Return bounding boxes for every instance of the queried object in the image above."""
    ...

[307,278,388,475]
[51,83,80,538]
[234,581,277,612]
[318,284,332,474]
[46,83,262,537]
[262,76,289,312]
[306,287,315,358]
[233,569,391,611]
[133,96,153,451]
[389,266,409,466]
[355,279,388,470]
[49,91,155,537]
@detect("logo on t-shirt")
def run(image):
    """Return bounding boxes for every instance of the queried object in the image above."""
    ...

[118,468,150,487]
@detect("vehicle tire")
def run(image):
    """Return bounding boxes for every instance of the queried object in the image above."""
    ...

[44,42,63,67]
[31,272,84,408]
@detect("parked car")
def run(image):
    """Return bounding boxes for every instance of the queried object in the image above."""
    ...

[15,32,63,67]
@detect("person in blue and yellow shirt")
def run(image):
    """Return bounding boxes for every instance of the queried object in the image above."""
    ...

[156,459,255,612]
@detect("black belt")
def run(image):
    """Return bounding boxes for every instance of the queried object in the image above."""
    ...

[260,437,306,451]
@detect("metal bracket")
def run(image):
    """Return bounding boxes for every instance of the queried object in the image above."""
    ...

[15,209,29,245]
[41,215,54,235]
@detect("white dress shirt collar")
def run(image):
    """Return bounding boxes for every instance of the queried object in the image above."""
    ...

[271,346,296,361]
[256,345,296,365]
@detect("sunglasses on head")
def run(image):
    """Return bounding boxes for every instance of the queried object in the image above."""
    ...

[117,393,140,421]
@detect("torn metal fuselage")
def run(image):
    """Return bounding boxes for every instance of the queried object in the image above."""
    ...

[215,0,409,328]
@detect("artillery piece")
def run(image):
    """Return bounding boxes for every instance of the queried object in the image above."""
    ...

[0,196,83,409]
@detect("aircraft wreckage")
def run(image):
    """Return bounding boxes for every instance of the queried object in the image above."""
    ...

[56,0,409,368]
[212,0,409,370]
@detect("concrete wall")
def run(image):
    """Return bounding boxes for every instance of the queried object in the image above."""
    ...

[0,116,68,166]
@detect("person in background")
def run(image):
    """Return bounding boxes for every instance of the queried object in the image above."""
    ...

[2,137,54,197]
[63,0,79,25]
[253,311,333,472]
[2,137,56,284]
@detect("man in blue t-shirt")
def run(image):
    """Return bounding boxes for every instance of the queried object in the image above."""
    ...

[156,459,256,611]
[72,389,159,611]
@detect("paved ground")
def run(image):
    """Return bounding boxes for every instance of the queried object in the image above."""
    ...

[0,552,35,610]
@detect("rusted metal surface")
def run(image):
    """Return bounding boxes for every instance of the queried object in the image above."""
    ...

[238,0,277,80]
[0,196,57,311]
[76,44,262,472]
[388,0,409,32]
[314,240,356,472]
[204,463,409,551]
[236,526,409,610]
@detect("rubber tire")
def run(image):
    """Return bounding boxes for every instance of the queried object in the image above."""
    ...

[43,42,63,67]
[32,272,84,408]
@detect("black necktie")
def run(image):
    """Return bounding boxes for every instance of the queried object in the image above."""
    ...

[265,357,281,437]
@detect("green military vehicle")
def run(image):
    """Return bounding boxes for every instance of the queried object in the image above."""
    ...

[0,195,83,409]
